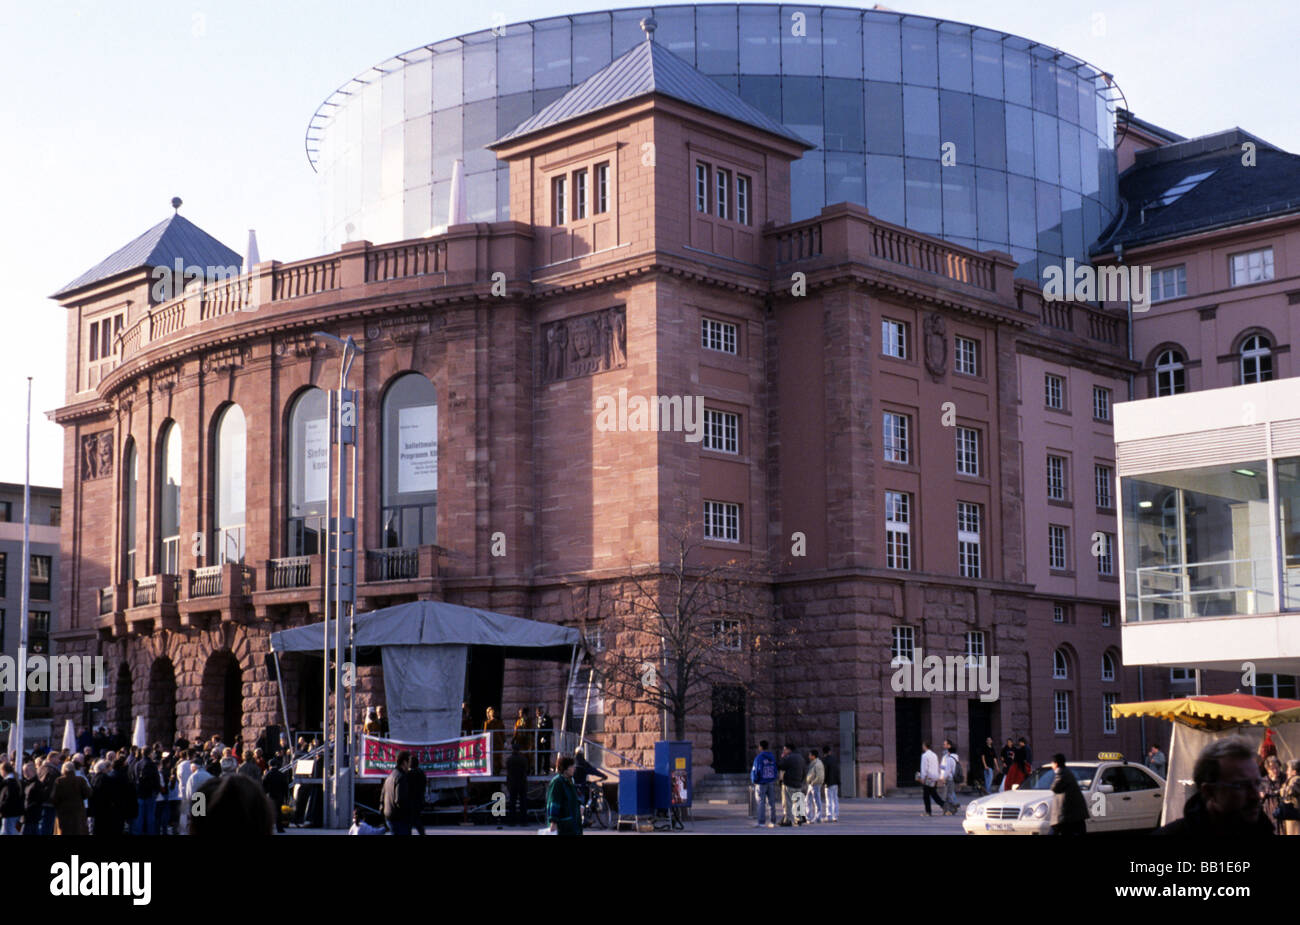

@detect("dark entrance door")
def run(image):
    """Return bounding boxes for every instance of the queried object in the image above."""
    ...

[465,645,504,730]
[894,698,924,787]
[968,699,994,791]
[298,657,323,734]
[710,684,746,772]
[222,660,243,747]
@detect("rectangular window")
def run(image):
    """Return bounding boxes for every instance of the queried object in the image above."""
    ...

[1095,464,1113,508]
[1102,693,1118,734]
[1101,607,1113,627]
[1045,373,1065,410]
[573,168,588,220]
[884,490,911,570]
[1054,691,1070,734]
[882,412,911,464]
[49,506,61,527]
[957,501,982,578]
[89,321,100,361]
[1097,532,1115,576]
[891,625,915,665]
[695,162,710,213]
[1046,455,1067,501]
[100,323,111,361]
[954,335,979,376]
[701,317,738,354]
[1053,604,1066,624]
[1151,265,1187,302]
[30,555,51,601]
[956,426,980,476]
[595,162,610,213]
[736,174,751,224]
[552,175,567,225]
[1092,385,1111,421]
[965,630,986,669]
[1048,526,1068,570]
[716,168,730,219]
[1230,247,1274,286]
[882,318,908,359]
[703,409,739,454]
[703,500,740,542]
[1170,668,1193,683]
[712,619,742,651]
[0,501,10,521]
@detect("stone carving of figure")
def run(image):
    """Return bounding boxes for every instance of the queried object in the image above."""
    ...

[97,432,113,478]
[597,311,612,371]
[82,436,98,480]
[610,309,627,368]
[551,323,569,381]
[923,313,947,381]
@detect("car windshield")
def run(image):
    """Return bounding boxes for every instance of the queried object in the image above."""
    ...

[1016,765,1096,790]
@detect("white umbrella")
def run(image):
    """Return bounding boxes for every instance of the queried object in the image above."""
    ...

[132,715,147,749]
[448,158,468,226]
[61,719,76,752]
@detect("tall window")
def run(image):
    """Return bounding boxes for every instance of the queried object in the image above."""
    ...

[158,422,182,575]
[1054,691,1070,734]
[703,500,740,542]
[882,319,908,359]
[595,162,610,214]
[954,335,979,376]
[123,440,138,579]
[1150,265,1186,302]
[552,175,567,225]
[30,556,51,601]
[1048,525,1068,570]
[1102,693,1118,734]
[288,388,329,556]
[736,174,751,224]
[213,404,247,564]
[1240,334,1273,384]
[1092,386,1111,421]
[1229,247,1274,286]
[1102,652,1116,682]
[891,625,915,665]
[715,168,730,219]
[965,631,986,668]
[381,374,438,548]
[1096,532,1115,576]
[1053,604,1067,624]
[695,163,709,212]
[882,412,911,464]
[1053,648,1069,679]
[1095,464,1113,508]
[1046,455,1067,501]
[703,409,739,454]
[573,168,588,220]
[1154,349,1186,396]
[884,490,911,570]
[957,502,982,578]
[1044,373,1064,410]
[955,426,980,476]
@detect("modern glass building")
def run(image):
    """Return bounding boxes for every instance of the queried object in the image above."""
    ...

[307,4,1121,277]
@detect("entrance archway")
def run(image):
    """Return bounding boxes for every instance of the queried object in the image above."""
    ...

[147,657,177,746]
[200,651,244,747]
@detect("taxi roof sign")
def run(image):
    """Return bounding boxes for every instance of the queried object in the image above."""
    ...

[1097,751,1125,761]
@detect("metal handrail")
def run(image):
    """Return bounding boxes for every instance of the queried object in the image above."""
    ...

[1135,556,1272,620]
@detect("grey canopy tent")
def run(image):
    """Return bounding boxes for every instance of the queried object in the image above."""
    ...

[268,600,583,745]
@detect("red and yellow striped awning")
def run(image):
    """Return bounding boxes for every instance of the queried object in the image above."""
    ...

[1111,693,1300,730]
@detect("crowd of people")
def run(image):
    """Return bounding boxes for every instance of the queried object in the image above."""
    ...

[1,727,302,836]
[749,741,842,826]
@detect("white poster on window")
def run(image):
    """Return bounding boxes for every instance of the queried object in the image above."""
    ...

[304,417,329,502]
[398,405,438,494]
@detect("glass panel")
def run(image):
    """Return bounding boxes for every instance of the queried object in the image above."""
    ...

[937,27,972,92]
[532,19,571,89]
[903,85,938,159]
[467,170,495,222]
[939,90,973,165]
[432,108,462,182]
[612,8,653,53]
[739,5,781,74]
[791,152,825,220]
[462,99,497,173]
[1031,52,1057,115]
[1077,69,1098,134]
[1122,463,1274,621]
[1006,103,1033,177]
[1082,196,1101,252]
[697,4,739,75]
[1080,124,1101,198]
[972,34,1002,98]
[900,19,937,87]
[497,27,533,96]
[1034,111,1059,184]
[496,91,533,142]
[1008,174,1037,249]
[403,185,432,238]
[822,9,862,77]
[652,6,696,60]
[1002,44,1031,106]
[1278,459,1300,608]
[497,166,510,219]
[942,164,977,239]
[865,81,904,155]
[1056,64,1079,125]
[380,123,403,198]
[381,68,404,128]
[824,78,864,152]
[404,115,431,190]
[463,36,497,103]
[1036,181,1062,262]
[825,151,866,206]
[572,13,612,83]
[1061,189,1083,262]
[905,157,942,235]
[866,155,905,225]
[780,5,822,76]
[404,55,432,120]
[782,76,823,146]
[1059,119,1081,193]
[738,75,781,122]
[973,96,1006,170]
[432,47,463,111]
[975,168,1008,245]
[863,12,901,82]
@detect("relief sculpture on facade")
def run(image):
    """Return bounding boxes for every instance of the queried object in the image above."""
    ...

[82,431,113,481]
[542,306,627,383]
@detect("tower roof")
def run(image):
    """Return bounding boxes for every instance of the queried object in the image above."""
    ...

[54,212,243,298]
[491,35,812,148]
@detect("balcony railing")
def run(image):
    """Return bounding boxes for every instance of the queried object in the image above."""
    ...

[188,563,255,599]
[365,240,446,282]
[1134,557,1274,621]
[269,556,313,590]
[191,565,224,598]
[367,547,419,582]
[772,223,822,264]
[867,224,995,290]
[134,575,159,607]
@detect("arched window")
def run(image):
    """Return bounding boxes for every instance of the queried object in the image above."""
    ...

[381,373,438,548]
[288,388,329,556]
[1052,648,1069,680]
[214,405,247,564]
[1154,349,1186,396]
[123,439,138,579]
[1240,334,1273,384]
[1102,652,1116,682]
[157,422,182,575]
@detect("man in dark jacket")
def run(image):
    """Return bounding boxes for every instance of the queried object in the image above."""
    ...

[1155,736,1274,836]
[130,751,160,835]
[404,755,427,835]
[89,757,136,836]
[505,737,530,827]
[21,762,45,835]
[37,754,60,835]
[822,745,841,823]
[381,751,412,835]
[1049,753,1089,835]
[0,761,23,834]
[545,755,582,835]
[778,744,807,826]
[262,755,289,834]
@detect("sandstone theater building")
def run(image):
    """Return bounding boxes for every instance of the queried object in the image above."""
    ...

[50,18,1143,791]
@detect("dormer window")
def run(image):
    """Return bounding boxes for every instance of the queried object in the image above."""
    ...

[695,163,709,213]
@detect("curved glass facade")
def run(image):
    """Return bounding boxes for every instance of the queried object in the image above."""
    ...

[311,4,1119,277]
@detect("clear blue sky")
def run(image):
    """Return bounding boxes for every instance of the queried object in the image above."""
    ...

[1,0,1294,487]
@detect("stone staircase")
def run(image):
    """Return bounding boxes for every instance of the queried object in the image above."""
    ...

[693,772,753,804]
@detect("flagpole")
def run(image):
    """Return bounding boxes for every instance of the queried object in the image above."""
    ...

[11,377,32,763]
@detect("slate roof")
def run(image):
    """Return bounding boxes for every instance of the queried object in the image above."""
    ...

[491,36,812,148]
[1094,129,1300,253]
[54,213,243,298]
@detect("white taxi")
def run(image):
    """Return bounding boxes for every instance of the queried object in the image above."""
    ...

[963,754,1165,835]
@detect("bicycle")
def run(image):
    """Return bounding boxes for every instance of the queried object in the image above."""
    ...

[580,782,612,829]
